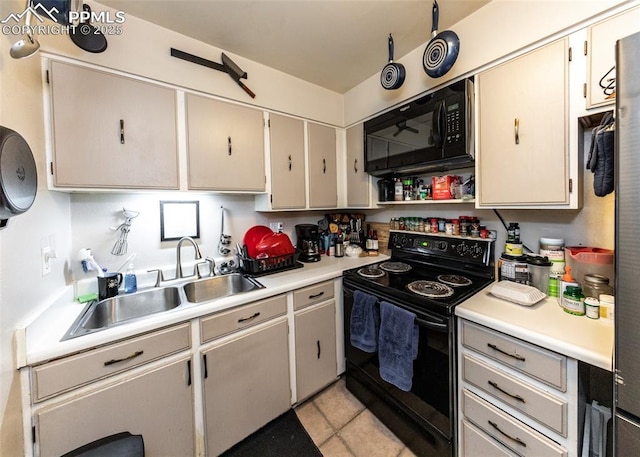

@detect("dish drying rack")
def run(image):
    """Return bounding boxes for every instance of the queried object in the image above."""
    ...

[239,250,303,277]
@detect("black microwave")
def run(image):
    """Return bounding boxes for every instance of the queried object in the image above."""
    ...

[364,78,474,176]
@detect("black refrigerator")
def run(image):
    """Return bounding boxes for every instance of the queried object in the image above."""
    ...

[614,30,640,455]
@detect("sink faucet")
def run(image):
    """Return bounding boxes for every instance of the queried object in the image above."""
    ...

[176,237,202,279]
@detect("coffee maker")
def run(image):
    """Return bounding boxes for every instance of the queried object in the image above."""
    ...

[295,224,321,262]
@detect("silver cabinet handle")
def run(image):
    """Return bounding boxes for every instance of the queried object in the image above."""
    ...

[488,420,527,447]
[120,119,125,144]
[487,343,526,361]
[104,350,143,366]
[488,380,526,403]
[514,118,520,145]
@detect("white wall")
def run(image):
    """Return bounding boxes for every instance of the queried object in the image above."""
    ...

[344,0,634,126]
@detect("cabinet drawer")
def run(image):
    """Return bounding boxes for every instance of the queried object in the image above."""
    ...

[293,281,334,310]
[33,323,191,401]
[461,320,567,391]
[462,354,567,436]
[461,420,518,457]
[201,295,287,343]
[462,389,568,457]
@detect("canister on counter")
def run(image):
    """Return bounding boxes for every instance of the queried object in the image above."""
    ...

[539,237,565,275]
[582,274,613,299]
[599,294,615,322]
[499,253,529,284]
[505,242,523,256]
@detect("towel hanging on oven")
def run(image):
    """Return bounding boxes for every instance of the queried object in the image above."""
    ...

[378,301,419,392]
[350,290,379,353]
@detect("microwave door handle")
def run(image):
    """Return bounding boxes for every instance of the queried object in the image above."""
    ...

[431,100,446,148]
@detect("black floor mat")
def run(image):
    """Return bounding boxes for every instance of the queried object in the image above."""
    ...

[220,409,322,457]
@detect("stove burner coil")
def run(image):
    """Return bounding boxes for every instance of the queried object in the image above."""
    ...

[407,280,454,298]
[437,274,472,287]
[357,267,385,278]
[379,261,412,273]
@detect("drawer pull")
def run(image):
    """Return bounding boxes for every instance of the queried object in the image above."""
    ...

[317,340,321,359]
[488,380,526,403]
[308,291,325,300]
[238,312,261,323]
[103,350,144,366]
[488,420,527,447]
[487,343,526,362]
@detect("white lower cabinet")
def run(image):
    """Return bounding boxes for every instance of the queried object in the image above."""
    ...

[458,319,578,457]
[200,295,290,456]
[30,324,194,457]
[295,299,337,401]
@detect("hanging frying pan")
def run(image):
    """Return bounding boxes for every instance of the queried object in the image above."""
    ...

[70,4,107,53]
[0,126,37,228]
[380,34,405,90]
[422,0,460,78]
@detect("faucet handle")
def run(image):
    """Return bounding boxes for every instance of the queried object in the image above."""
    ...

[198,257,216,277]
[147,269,166,287]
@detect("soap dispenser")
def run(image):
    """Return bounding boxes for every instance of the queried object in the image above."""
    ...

[558,265,578,306]
[124,263,138,294]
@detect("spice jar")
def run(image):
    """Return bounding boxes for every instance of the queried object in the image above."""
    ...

[459,216,470,237]
[452,219,460,235]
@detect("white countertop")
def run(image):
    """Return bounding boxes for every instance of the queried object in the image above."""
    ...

[455,285,614,371]
[17,254,388,368]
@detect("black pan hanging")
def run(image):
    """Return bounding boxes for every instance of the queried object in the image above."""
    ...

[423,0,460,78]
[70,4,107,53]
[380,34,405,90]
[0,126,37,228]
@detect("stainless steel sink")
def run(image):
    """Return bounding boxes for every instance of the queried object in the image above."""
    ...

[62,287,182,340]
[183,274,263,303]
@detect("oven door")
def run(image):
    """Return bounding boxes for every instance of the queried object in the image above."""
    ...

[343,282,455,450]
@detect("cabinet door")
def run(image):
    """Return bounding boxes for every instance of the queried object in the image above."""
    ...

[269,113,306,209]
[346,124,370,207]
[203,320,290,455]
[49,61,178,189]
[477,39,568,206]
[587,5,640,109]
[186,94,265,191]
[295,301,337,401]
[308,122,338,208]
[35,358,194,457]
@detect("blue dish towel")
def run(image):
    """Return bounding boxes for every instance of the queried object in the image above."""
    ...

[350,290,379,353]
[378,301,419,392]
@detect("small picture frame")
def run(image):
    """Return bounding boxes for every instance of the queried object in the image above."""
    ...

[160,201,200,241]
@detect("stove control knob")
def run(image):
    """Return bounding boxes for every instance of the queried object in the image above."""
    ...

[456,243,468,256]
[470,244,484,258]
[436,241,447,251]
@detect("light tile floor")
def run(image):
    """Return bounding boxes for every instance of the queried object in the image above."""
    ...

[295,378,417,457]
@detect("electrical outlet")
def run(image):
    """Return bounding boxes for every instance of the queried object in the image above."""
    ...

[269,222,283,232]
[41,246,52,276]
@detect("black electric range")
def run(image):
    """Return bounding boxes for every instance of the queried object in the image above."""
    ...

[343,231,495,317]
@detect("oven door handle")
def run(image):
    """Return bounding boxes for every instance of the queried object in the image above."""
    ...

[415,317,448,331]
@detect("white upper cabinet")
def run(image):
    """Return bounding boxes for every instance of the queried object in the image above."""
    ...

[186,94,265,192]
[267,113,306,209]
[586,5,640,109]
[48,61,179,189]
[345,124,371,208]
[476,38,572,208]
[308,122,338,209]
